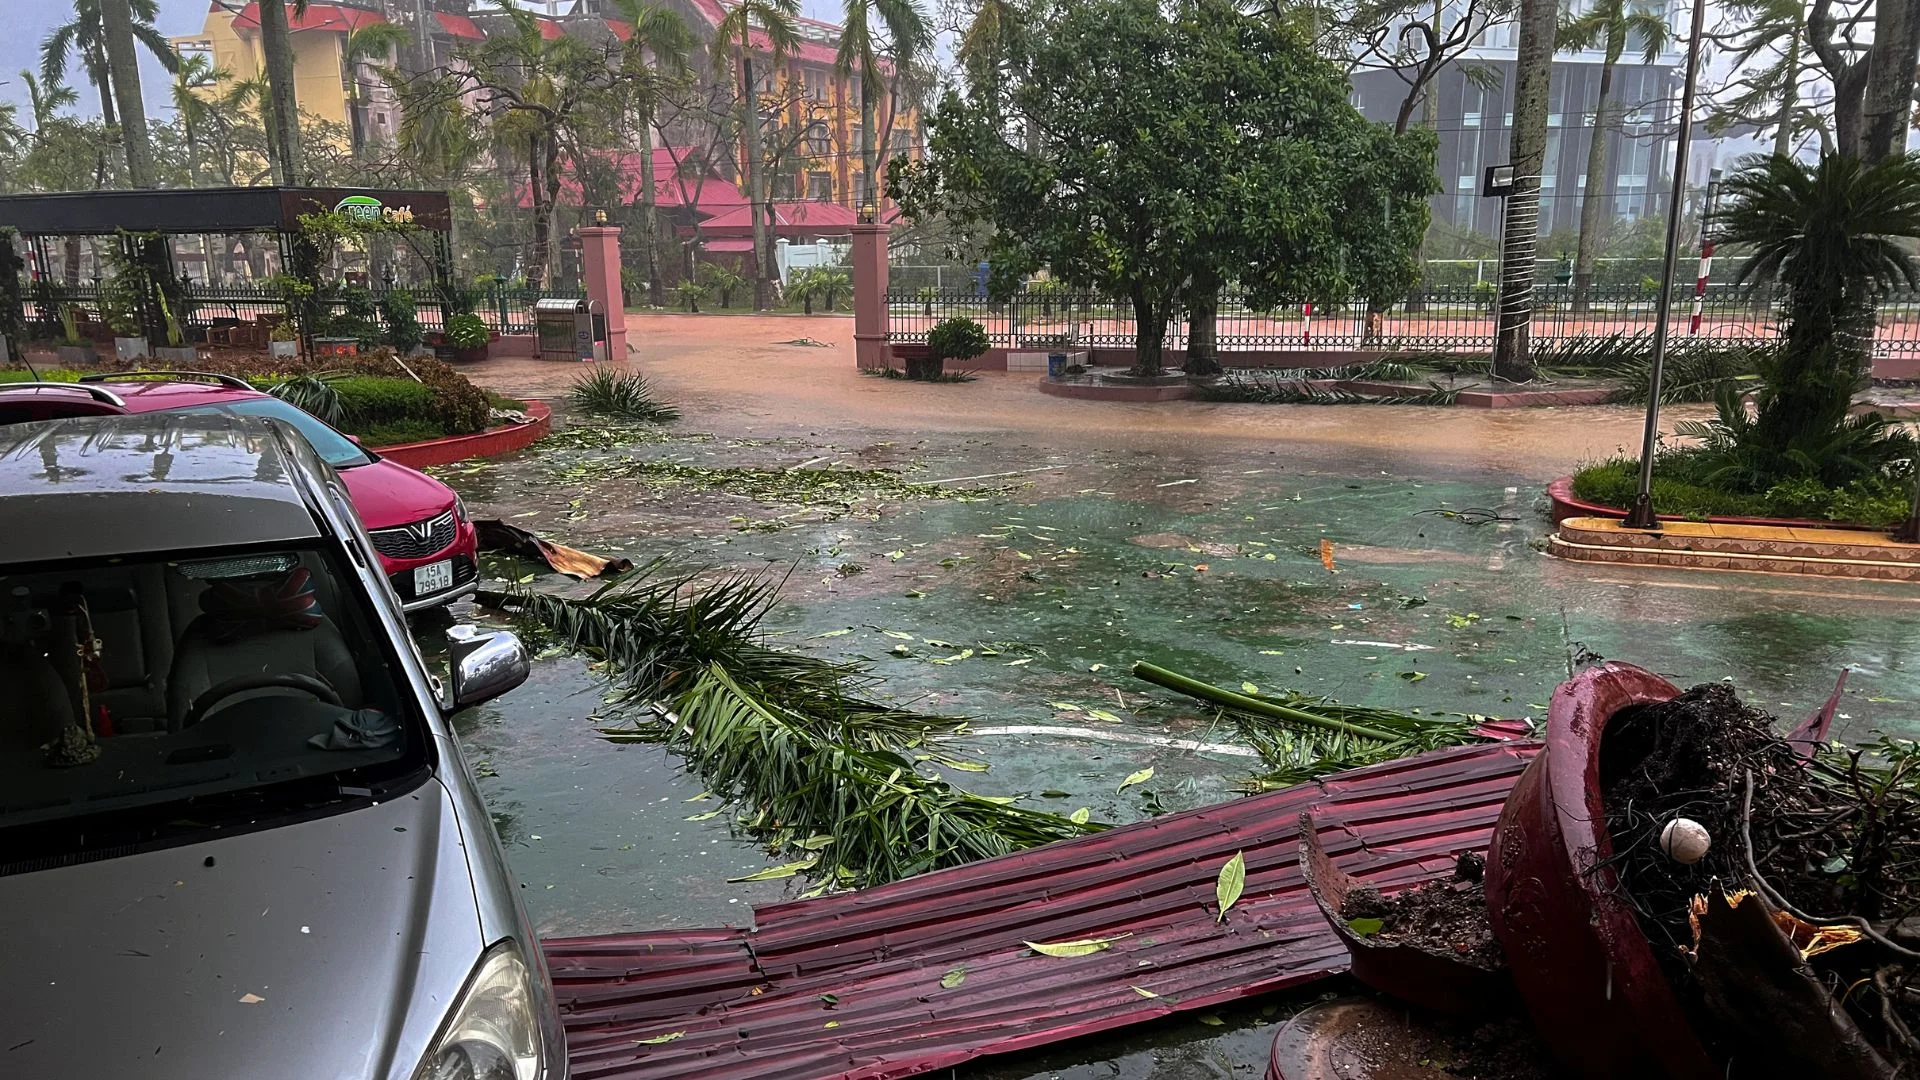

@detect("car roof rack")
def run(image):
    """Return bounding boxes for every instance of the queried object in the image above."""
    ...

[79,370,253,390]
[0,382,127,406]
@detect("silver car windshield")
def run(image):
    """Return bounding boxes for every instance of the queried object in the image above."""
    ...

[0,545,427,859]
[167,399,373,470]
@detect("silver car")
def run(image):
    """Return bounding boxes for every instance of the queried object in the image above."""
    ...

[0,412,564,1080]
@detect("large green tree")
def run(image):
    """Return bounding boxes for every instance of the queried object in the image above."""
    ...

[1557,0,1670,310]
[41,0,176,129]
[893,0,1433,376]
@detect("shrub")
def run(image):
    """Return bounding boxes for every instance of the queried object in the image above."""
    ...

[380,289,424,353]
[327,285,383,346]
[927,317,990,363]
[358,419,446,447]
[1571,451,1914,527]
[675,280,712,313]
[569,367,679,422]
[443,313,490,350]
[349,350,492,436]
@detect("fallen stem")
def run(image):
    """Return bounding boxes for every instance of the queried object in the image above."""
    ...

[1131,661,1403,742]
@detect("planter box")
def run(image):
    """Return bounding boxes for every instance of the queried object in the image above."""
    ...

[55,344,97,367]
[269,340,298,360]
[114,337,149,361]
[312,337,359,358]
[1009,349,1088,374]
[154,346,198,364]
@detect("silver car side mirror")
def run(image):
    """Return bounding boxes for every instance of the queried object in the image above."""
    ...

[445,624,530,710]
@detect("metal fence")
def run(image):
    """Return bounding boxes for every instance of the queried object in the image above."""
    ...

[884,284,1920,360]
[19,282,583,340]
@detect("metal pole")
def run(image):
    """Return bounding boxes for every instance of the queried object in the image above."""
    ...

[1622,0,1709,531]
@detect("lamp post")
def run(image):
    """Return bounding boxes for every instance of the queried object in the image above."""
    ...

[1622,0,1710,531]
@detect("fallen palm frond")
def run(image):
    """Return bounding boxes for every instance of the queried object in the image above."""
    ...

[268,371,346,425]
[481,562,1098,890]
[1198,366,1460,406]
[536,422,704,451]
[1131,661,1483,791]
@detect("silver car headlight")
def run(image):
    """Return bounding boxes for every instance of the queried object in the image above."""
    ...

[415,940,544,1080]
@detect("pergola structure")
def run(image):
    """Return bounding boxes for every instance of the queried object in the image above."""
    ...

[0,186,455,351]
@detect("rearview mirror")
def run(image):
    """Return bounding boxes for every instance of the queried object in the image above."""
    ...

[445,624,530,710]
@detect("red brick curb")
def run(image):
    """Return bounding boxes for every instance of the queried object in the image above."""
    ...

[1547,475,1873,530]
[372,400,551,469]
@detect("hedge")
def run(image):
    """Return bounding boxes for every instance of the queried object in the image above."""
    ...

[1572,453,1913,528]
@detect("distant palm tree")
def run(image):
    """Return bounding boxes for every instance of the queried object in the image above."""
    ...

[836,0,930,208]
[713,0,800,310]
[607,0,696,306]
[1556,0,1671,310]
[1704,153,1920,484]
[20,71,81,137]
[40,0,176,128]
[341,22,410,152]
[97,0,157,184]
[169,52,226,185]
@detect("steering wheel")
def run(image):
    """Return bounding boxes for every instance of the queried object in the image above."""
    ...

[179,673,342,730]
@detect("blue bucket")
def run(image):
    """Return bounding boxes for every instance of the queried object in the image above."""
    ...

[1047,352,1067,378]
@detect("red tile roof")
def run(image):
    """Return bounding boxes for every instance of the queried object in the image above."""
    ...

[536,16,565,40]
[433,11,485,40]
[514,147,749,214]
[230,2,386,33]
[544,740,1539,1080]
[604,18,633,42]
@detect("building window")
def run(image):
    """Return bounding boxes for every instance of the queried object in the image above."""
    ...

[809,172,833,201]
[806,122,831,157]
[804,68,826,102]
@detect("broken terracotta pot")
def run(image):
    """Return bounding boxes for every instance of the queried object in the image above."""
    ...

[1298,811,1510,1017]
[1483,661,1719,1080]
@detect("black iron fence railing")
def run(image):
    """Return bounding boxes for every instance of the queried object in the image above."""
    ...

[18,282,585,340]
[884,284,1920,360]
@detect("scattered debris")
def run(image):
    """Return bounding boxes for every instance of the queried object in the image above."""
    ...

[475,519,633,579]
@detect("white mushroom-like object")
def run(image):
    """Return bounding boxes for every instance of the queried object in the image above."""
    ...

[1660,817,1712,864]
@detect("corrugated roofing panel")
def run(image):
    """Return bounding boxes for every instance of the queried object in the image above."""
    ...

[543,741,1536,1080]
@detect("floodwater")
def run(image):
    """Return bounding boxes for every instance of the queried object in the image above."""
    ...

[423,330,1920,1076]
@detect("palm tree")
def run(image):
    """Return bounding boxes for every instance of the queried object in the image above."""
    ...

[607,0,696,306]
[1492,0,1556,381]
[97,0,156,185]
[957,0,1029,131]
[1557,0,1670,310]
[258,0,303,184]
[41,0,176,128]
[836,0,930,210]
[169,52,225,185]
[341,22,410,153]
[20,71,80,138]
[713,0,801,311]
[1706,153,1920,484]
[1708,0,1813,160]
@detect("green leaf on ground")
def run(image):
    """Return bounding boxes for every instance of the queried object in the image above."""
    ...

[941,966,967,989]
[1347,917,1384,937]
[1117,767,1154,793]
[1026,934,1129,957]
[635,1031,685,1045]
[727,857,818,882]
[1087,708,1123,723]
[1131,985,1160,998]
[810,628,853,639]
[1070,807,1092,824]
[1216,852,1246,923]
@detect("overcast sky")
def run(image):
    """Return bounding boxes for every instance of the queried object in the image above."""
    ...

[1,0,847,121]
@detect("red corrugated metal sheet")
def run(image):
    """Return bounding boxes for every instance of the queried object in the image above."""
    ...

[434,11,486,40]
[542,741,1537,1080]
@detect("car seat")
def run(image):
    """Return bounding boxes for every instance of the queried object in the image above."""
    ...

[165,564,363,730]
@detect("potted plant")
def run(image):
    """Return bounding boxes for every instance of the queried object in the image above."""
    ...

[106,303,147,362]
[51,304,96,366]
[269,321,299,360]
[380,288,426,355]
[912,316,989,380]
[443,312,491,363]
[153,290,197,364]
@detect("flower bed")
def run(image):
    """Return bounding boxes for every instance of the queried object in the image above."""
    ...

[1568,454,1911,530]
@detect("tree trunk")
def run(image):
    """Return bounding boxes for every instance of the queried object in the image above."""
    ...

[1131,287,1165,377]
[1833,62,1869,158]
[92,56,117,129]
[259,0,303,185]
[1185,286,1220,376]
[544,141,563,285]
[527,134,550,289]
[638,105,663,306]
[1774,37,1799,158]
[860,89,877,204]
[99,0,153,187]
[1862,0,1920,162]
[1493,0,1555,382]
[741,54,773,311]
[1571,59,1617,312]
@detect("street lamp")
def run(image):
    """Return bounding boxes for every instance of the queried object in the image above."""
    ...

[1622,0,1710,531]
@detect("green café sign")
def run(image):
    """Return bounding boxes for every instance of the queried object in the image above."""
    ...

[334,194,417,224]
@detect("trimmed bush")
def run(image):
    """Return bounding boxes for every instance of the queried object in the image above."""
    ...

[1572,452,1913,527]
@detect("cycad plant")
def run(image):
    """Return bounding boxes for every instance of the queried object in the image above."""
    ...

[1691,153,1920,490]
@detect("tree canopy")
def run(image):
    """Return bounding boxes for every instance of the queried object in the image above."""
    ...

[891,0,1436,374]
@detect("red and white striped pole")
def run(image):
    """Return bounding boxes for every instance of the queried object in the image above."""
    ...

[1688,172,1722,335]
[1301,302,1312,346]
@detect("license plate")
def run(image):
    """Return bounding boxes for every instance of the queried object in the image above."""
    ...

[414,559,454,595]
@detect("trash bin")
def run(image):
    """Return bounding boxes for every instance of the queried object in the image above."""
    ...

[534,298,594,361]
[1047,352,1067,379]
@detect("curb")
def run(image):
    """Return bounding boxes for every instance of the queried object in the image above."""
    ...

[1547,476,1878,531]
[373,401,551,469]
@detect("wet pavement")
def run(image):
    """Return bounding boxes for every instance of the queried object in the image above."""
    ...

[418,332,1920,1077]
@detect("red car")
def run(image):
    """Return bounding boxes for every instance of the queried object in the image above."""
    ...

[0,372,479,611]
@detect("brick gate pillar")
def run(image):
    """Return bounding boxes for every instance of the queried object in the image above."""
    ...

[579,219,628,361]
[850,213,890,371]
